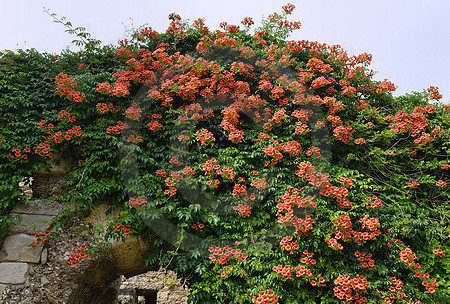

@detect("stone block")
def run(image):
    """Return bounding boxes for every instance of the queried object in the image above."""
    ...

[12,200,62,216]
[157,290,169,302]
[9,213,53,234]
[0,262,29,285]
[41,248,48,264]
[0,234,44,263]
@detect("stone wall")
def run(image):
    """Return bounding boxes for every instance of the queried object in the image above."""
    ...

[1,157,191,303]
[117,270,189,304]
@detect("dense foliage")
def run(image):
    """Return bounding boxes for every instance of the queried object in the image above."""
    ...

[0,4,449,303]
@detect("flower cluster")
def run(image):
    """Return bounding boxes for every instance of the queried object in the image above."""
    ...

[129,197,147,209]
[306,146,320,158]
[96,81,130,97]
[333,125,355,144]
[66,244,90,266]
[306,58,333,74]
[400,248,419,268]
[296,162,352,208]
[55,73,86,103]
[31,230,51,247]
[379,277,407,303]
[398,247,438,292]
[8,147,31,160]
[432,248,446,257]
[333,274,370,303]
[191,223,204,232]
[126,134,142,143]
[181,166,195,176]
[169,156,182,166]
[365,195,384,210]
[132,26,159,41]
[338,175,354,188]
[164,186,177,196]
[252,290,278,304]
[155,169,166,177]
[233,204,252,217]
[147,120,163,131]
[273,264,293,279]
[341,86,357,96]
[280,236,298,254]
[436,180,447,187]
[96,103,115,114]
[57,110,76,123]
[277,189,317,236]
[203,158,220,174]
[195,129,215,146]
[114,222,131,235]
[282,3,295,15]
[206,179,220,188]
[34,142,52,158]
[330,214,381,248]
[218,166,235,180]
[280,140,302,156]
[125,103,142,120]
[250,178,268,190]
[295,264,313,278]
[241,17,254,27]
[427,86,442,100]
[37,120,84,143]
[178,134,190,141]
[386,108,430,138]
[299,250,316,265]
[359,216,380,232]
[325,237,343,250]
[355,251,376,269]
[311,76,333,89]
[208,245,248,265]
[407,180,420,188]
[232,184,248,196]
[106,121,130,134]
[46,126,84,143]
[264,145,283,163]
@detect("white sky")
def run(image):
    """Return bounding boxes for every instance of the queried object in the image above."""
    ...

[1,0,449,102]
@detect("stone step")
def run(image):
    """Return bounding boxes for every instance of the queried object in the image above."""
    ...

[0,234,44,264]
[0,262,29,285]
[12,200,62,216]
[9,214,53,235]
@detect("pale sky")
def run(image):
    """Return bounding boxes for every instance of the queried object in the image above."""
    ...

[1,0,449,102]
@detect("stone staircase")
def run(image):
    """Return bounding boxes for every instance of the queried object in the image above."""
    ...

[0,199,62,293]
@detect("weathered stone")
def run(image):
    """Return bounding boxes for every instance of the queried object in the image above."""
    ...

[117,285,136,300]
[117,294,136,304]
[0,262,29,285]
[9,213,53,234]
[41,248,48,264]
[0,234,44,263]
[12,200,62,216]
[40,277,50,286]
[157,291,169,302]
[110,236,149,276]
[0,283,7,294]
[118,270,189,304]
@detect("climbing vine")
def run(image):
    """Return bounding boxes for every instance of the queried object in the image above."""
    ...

[0,4,449,303]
